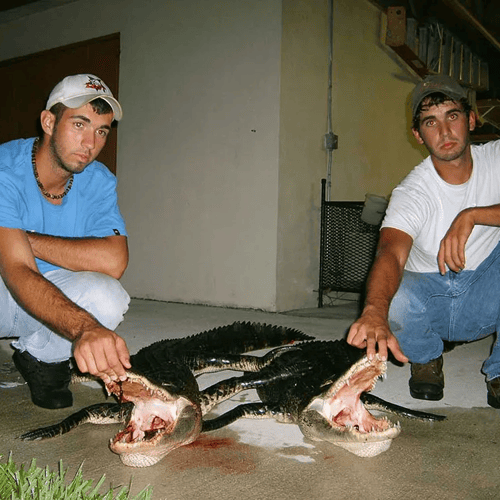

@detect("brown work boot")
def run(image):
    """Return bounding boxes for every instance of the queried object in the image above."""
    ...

[487,377,500,409]
[409,355,444,401]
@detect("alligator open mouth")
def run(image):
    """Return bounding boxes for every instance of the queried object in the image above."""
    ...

[106,372,202,467]
[299,355,401,457]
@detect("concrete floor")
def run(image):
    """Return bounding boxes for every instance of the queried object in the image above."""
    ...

[1,297,499,499]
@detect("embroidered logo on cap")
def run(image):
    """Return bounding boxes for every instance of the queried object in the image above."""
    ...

[85,76,108,93]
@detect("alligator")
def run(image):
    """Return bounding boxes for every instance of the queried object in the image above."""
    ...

[201,339,446,458]
[18,322,313,467]
[19,329,445,464]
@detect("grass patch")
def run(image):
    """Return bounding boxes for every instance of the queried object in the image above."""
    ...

[0,454,152,500]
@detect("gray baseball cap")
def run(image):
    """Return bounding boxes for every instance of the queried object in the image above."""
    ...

[411,75,467,117]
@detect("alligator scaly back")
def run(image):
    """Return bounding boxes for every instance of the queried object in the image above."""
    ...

[131,322,314,375]
[133,321,313,355]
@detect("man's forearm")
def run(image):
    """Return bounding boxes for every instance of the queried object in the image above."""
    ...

[27,233,128,279]
[346,228,411,362]
[361,228,411,318]
[468,204,500,226]
[5,264,102,341]
[362,252,405,319]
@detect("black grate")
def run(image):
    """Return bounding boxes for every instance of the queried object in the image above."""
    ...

[318,179,380,307]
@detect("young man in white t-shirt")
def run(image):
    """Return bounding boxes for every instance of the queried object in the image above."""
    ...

[347,75,500,408]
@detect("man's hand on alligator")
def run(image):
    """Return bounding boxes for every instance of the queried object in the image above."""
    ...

[73,327,131,384]
[347,311,408,364]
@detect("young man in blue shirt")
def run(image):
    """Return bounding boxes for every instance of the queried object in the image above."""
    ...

[0,74,131,409]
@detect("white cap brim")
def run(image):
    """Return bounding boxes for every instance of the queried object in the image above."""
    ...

[58,94,123,121]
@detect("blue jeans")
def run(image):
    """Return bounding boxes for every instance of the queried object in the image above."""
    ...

[388,241,500,382]
[0,269,130,363]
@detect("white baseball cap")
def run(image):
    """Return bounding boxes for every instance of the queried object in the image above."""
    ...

[46,74,123,121]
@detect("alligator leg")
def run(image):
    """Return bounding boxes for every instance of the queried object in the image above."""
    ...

[361,393,446,421]
[202,402,292,432]
[19,402,134,441]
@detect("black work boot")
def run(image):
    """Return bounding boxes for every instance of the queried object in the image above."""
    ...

[13,349,73,409]
[487,377,500,409]
[409,355,444,401]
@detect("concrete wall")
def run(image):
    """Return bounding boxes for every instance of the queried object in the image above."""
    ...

[0,0,428,312]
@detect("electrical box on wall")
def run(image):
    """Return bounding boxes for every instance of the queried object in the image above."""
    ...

[324,132,338,150]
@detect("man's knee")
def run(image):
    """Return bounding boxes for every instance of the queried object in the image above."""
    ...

[67,272,130,330]
[388,272,431,331]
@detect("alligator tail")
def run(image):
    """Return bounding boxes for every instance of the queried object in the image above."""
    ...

[200,359,315,413]
[202,403,289,432]
[188,345,300,375]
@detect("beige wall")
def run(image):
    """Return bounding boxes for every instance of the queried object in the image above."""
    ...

[0,0,428,312]
[276,0,330,311]
[116,0,283,310]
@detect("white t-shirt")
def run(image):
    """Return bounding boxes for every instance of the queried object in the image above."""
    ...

[382,140,500,272]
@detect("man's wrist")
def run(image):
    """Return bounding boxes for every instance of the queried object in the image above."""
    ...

[65,314,102,342]
[362,304,388,320]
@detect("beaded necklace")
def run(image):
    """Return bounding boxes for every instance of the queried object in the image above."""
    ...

[32,138,74,200]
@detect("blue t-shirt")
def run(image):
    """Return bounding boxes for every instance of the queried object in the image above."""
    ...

[0,138,128,274]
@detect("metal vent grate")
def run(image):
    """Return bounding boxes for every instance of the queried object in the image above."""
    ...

[318,180,380,307]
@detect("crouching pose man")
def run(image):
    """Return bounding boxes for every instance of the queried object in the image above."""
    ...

[348,75,500,408]
[0,74,131,409]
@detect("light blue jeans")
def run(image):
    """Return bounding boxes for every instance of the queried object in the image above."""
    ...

[389,241,500,382]
[0,269,130,363]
